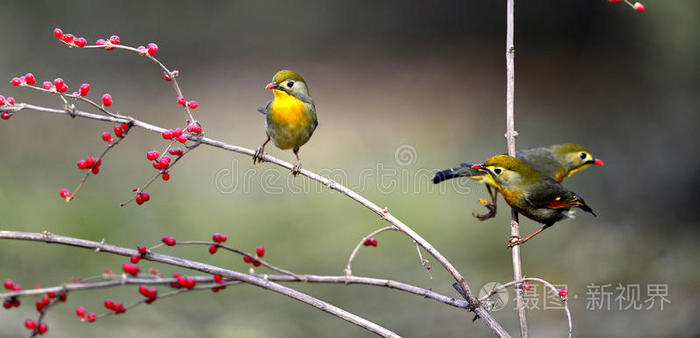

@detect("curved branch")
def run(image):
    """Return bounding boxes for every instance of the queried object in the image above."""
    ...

[3,101,510,336]
[0,231,398,337]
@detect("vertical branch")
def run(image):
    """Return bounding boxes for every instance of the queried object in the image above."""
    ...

[505,0,528,337]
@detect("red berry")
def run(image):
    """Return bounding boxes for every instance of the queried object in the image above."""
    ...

[109,35,120,45]
[53,78,64,88]
[161,155,171,163]
[137,46,147,54]
[102,132,113,143]
[96,39,106,49]
[104,299,114,309]
[159,158,169,168]
[214,275,223,282]
[41,296,50,306]
[74,37,87,47]
[634,2,645,11]
[0,95,4,105]
[62,33,74,43]
[3,301,11,309]
[363,239,370,246]
[172,128,182,137]
[42,81,52,90]
[162,172,170,181]
[6,97,14,105]
[85,156,95,168]
[138,285,148,296]
[523,282,531,291]
[146,151,159,161]
[130,255,140,264]
[79,83,90,96]
[209,245,218,254]
[147,43,158,56]
[86,313,96,322]
[35,300,45,312]
[140,192,150,202]
[25,73,36,85]
[188,124,202,134]
[59,189,70,199]
[121,123,129,131]
[25,319,37,330]
[53,28,63,39]
[256,246,265,257]
[122,263,140,276]
[164,72,172,81]
[114,125,124,138]
[77,160,88,169]
[169,148,184,156]
[57,84,68,93]
[187,100,199,109]
[59,293,67,302]
[162,236,176,246]
[91,166,100,175]
[243,255,252,263]
[47,292,56,298]
[137,245,147,254]
[112,303,124,313]
[10,77,21,86]
[212,233,222,242]
[162,130,173,139]
[219,234,227,242]
[176,96,186,106]
[559,288,568,299]
[38,323,48,334]
[177,135,187,143]
[102,94,113,107]
[11,298,20,307]
[3,279,13,289]
[76,306,85,317]
[152,161,162,170]
[252,260,261,267]
[0,112,9,120]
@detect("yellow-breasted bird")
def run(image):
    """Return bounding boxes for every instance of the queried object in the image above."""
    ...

[470,155,596,247]
[253,70,318,176]
[433,144,603,220]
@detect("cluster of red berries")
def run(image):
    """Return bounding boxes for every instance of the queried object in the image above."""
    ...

[212,275,227,293]
[136,43,159,57]
[122,263,140,276]
[95,35,120,51]
[138,285,158,303]
[76,156,102,174]
[24,319,48,334]
[161,127,188,143]
[243,246,265,267]
[161,236,177,246]
[53,28,87,48]
[134,192,150,205]
[171,272,196,289]
[3,279,22,309]
[363,238,378,247]
[0,94,16,120]
[176,96,199,110]
[208,233,228,254]
[10,72,36,87]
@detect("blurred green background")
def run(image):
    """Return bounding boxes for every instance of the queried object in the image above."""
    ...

[1,0,698,337]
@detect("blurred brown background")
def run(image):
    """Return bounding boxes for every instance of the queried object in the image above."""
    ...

[1,1,698,337]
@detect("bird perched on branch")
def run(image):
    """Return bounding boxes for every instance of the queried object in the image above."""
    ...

[469,155,596,247]
[253,70,318,176]
[433,144,603,220]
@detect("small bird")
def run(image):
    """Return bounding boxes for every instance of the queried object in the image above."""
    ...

[253,70,318,176]
[469,155,596,247]
[433,144,603,220]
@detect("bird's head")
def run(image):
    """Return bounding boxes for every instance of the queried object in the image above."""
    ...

[266,70,310,99]
[470,155,542,189]
[550,144,604,177]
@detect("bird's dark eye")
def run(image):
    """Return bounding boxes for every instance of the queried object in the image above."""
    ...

[579,152,587,160]
[286,81,294,88]
[493,168,502,174]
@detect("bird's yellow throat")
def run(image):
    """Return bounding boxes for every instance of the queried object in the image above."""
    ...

[270,89,306,125]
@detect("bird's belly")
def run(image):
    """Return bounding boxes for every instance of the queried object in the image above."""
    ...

[266,104,315,150]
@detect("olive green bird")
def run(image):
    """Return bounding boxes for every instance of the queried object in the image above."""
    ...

[433,144,603,220]
[253,70,318,176]
[470,155,596,247]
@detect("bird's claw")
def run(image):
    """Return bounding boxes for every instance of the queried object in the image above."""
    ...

[507,235,522,248]
[292,161,302,176]
[473,200,497,221]
[253,146,265,167]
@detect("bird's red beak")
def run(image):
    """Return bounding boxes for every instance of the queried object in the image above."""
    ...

[265,82,277,90]
[471,164,484,170]
[593,158,604,166]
